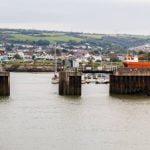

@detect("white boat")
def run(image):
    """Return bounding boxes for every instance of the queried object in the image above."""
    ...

[81,75,87,84]
[51,74,59,84]
[95,78,110,84]
[86,80,91,84]
[86,78,94,83]
[82,80,86,84]
[95,80,101,84]
[103,78,110,84]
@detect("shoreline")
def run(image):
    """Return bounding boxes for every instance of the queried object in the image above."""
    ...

[3,64,56,72]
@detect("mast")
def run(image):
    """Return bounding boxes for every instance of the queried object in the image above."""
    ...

[54,43,57,74]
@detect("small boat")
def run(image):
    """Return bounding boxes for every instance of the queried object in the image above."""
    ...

[95,80,101,84]
[102,78,110,84]
[93,74,98,79]
[86,79,91,84]
[87,74,92,79]
[82,80,86,84]
[95,78,110,84]
[98,73,105,78]
[51,73,59,84]
[86,81,90,84]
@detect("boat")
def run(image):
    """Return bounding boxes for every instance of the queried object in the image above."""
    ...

[95,73,110,84]
[95,79,101,84]
[82,80,87,84]
[87,74,92,79]
[85,74,93,83]
[123,55,150,67]
[51,73,59,84]
[102,78,110,84]
[98,73,105,78]
[93,74,98,79]
[95,78,109,84]
[82,75,87,84]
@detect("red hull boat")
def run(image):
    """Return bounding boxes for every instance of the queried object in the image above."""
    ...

[123,55,150,67]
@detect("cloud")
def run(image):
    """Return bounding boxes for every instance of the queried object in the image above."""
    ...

[0,0,150,34]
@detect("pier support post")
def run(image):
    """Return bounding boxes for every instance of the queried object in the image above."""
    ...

[59,70,82,96]
[0,72,10,96]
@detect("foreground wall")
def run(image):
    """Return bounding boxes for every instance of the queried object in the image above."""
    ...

[59,70,81,96]
[0,72,10,96]
[110,68,150,95]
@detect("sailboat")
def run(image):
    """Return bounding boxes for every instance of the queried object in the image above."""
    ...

[51,43,59,84]
[51,73,59,84]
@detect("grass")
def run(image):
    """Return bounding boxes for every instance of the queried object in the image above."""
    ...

[80,33,103,39]
[8,33,82,42]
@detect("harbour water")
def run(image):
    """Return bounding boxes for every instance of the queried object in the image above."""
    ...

[0,73,150,150]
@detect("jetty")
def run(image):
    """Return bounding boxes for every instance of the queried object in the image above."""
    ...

[0,65,10,96]
[110,68,150,95]
[59,69,82,96]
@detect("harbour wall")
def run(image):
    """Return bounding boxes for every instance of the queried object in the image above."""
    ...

[110,68,150,95]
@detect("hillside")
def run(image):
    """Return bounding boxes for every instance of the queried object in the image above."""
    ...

[0,28,150,53]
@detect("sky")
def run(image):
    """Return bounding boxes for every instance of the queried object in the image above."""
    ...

[0,0,150,34]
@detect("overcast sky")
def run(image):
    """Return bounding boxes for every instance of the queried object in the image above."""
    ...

[0,0,150,34]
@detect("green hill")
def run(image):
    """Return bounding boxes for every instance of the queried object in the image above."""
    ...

[0,28,150,53]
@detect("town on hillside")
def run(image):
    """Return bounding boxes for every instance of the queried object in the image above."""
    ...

[0,29,150,70]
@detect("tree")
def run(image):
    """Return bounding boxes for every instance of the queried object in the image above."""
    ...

[13,54,22,60]
[110,57,120,62]
[35,40,50,46]
[138,50,145,55]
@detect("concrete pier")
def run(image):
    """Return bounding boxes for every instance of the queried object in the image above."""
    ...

[0,72,10,96]
[59,70,82,96]
[110,68,150,95]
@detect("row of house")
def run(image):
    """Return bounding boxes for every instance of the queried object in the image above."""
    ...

[0,48,124,68]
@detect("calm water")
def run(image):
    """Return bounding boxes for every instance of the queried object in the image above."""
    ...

[0,73,150,150]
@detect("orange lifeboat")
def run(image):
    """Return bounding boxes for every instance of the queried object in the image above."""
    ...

[123,55,150,67]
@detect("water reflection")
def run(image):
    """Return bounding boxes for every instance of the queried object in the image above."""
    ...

[110,94,150,101]
[61,95,81,100]
[0,96,11,103]
[59,96,82,106]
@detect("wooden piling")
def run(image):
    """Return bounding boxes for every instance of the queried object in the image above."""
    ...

[0,72,10,96]
[59,70,82,96]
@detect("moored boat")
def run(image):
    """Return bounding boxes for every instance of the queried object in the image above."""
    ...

[123,55,150,67]
[51,73,59,84]
[82,80,86,84]
[95,77,110,84]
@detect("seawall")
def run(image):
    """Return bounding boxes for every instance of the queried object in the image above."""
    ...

[3,64,56,72]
